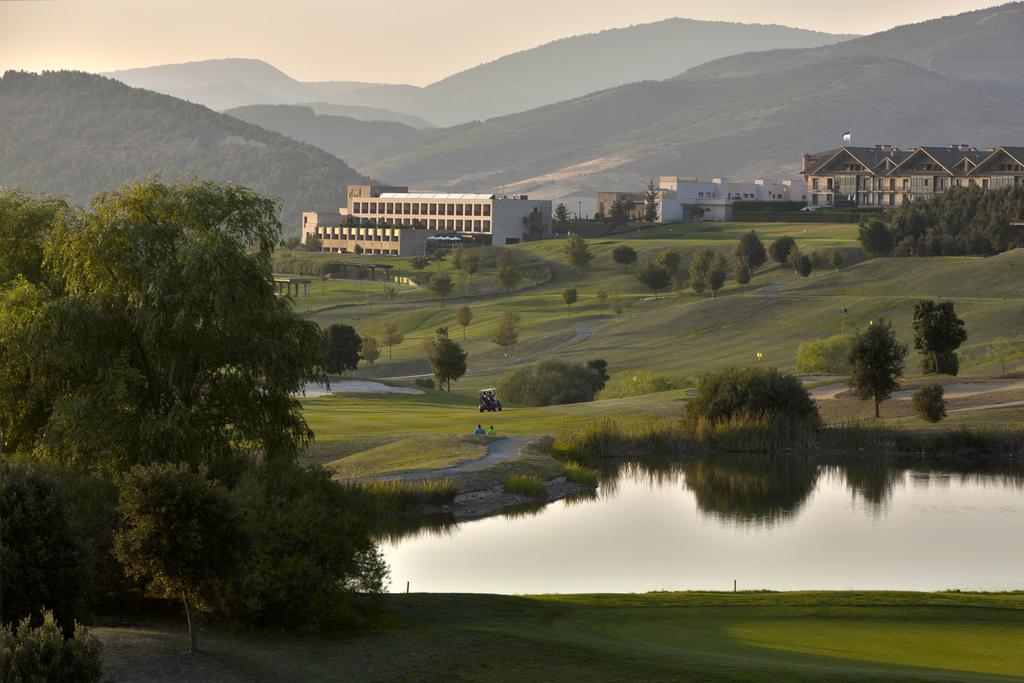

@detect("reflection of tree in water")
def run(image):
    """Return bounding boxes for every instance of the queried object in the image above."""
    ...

[831,460,902,506]
[679,454,820,528]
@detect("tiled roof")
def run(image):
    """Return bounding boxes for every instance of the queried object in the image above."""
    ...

[806,145,1022,177]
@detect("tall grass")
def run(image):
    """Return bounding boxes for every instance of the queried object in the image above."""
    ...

[503,474,547,498]
[554,415,1024,463]
[357,478,457,510]
[563,461,600,487]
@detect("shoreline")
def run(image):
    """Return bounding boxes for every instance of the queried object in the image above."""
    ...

[420,474,591,521]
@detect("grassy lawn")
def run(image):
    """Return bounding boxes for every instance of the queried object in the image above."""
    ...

[96,591,1024,682]
[325,434,492,478]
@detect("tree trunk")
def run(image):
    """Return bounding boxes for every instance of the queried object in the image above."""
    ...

[182,590,198,653]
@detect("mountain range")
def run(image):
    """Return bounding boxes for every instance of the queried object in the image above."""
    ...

[105,19,854,127]
[0,70,370,228]
[341,2,1024,197]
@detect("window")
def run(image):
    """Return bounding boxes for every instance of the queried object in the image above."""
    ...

[456,204,463,216]
[370,202,377,213]
[430,203,437,214]
[483,220,491,231]
[473,204,482,216]
[483,204,491,216]
[447,203,455,215]
[412,203,419,215]
[456,220,463,230]
[812,179,819,190]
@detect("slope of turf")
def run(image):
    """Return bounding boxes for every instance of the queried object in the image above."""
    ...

[96,591,1024,682]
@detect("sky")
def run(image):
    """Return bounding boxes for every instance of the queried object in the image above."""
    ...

[0,0,1004,85]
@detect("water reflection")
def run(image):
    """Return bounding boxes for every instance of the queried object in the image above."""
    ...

[381,453,1024,593]
[384,453,1024,541]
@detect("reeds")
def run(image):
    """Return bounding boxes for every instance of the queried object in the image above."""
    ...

[358,478,457,509]
[503,474,547,498]
[563,461,600,487]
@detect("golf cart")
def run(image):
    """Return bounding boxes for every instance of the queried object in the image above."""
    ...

[479,388,502,412]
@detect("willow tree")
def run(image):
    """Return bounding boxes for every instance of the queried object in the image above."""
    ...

[0,181,323,472]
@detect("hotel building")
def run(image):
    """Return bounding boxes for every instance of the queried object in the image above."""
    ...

[302,185,552,255]
[801,145,1024,208]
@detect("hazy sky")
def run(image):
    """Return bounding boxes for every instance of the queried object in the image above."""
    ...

[0,0,1002,85]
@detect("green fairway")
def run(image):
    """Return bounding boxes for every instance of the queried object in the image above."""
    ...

[96,591,1024,682]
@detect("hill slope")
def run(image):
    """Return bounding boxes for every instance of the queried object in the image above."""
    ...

[224,105,420,158]
[334,19,853,126]
[0,71,370,233]
[685,2,1024,83]
[348,4,1024,196]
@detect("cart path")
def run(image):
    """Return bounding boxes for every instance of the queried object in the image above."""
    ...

[370,436,529,481]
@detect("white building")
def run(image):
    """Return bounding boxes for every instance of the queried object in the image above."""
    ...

[301,185,552,255]
[656,176,792,222]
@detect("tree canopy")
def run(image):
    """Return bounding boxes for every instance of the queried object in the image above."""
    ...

[769,235,796,265]
[611,244,638,271]
[423,328,468,391]
[848,319,908,417]
[564,234,594,275]
[635,261,671,299]
[734,230,767,270]
[0,181,323,472]
[912,300,967,375]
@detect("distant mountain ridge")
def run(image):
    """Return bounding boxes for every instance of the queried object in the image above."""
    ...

[330,18,855,125]
[224,105,421,158]
[0,71,371,233]
[341,3,1024,198]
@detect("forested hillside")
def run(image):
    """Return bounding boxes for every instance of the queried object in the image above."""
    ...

[0,71,370,232]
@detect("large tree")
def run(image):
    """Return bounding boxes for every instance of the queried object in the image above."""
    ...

[456,305,474,340]
[708,253,728,296]
[554,203,571,225]
[115,463,244,653]
[611,244,637,272]
[564,233,594,275]
[688,247,713,295]
[734,230,767,270]
[635,261,671,299]
[494,266,521,296]
[848,319,908,418]
[428,274,454,308]
[378,320,405,360]
[859,221,895,258]
[321,324,362,374]
[492,311,521,358]
[643,179,659,223]
[423,328,468,391]
[912,300,967,375]
[0,182,323,472]
[769,235,797,266]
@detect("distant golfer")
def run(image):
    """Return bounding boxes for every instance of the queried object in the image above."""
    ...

[474,424,486,435]
[487,425,497,436]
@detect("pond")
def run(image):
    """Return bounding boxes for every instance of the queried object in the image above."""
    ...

[381,455,1024,594]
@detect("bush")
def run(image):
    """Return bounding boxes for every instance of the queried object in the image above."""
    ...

[224,462,389,628]
[0,611,103,683]
[912,384,946,423]
[413,377,435,390]
[358,478,456,509]
[687,366,820,430]
[563,462,600,487]
[795,335,853,375]
[498,359,606,406]
[503,475,547,498]
[0,465,86,631]
[597,371,688,399]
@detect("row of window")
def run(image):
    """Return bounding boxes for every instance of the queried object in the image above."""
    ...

[353,201,491,217]
[320,247,399,255]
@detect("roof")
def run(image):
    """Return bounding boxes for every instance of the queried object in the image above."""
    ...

[378,192,495,200]
[804,145,1021,177]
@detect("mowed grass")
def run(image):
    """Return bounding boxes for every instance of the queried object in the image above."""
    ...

[96,591,1024,682]
[326,434,491,478]
[302,389,685,446]
[296,228,1024,395]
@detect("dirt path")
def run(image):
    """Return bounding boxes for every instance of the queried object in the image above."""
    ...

[373,436,528,481]
[811,379,1024,403]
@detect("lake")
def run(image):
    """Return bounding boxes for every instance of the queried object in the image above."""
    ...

[381,455,1024,594]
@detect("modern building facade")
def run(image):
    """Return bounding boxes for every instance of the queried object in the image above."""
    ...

[596,192,645,220]
[302,184,552,255]
[656,176,792,222]
[801,145,1024,208]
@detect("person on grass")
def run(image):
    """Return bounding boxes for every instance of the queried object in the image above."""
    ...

[474,424,486,435]
[487,425,497,436]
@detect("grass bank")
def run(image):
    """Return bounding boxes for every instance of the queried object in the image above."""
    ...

[96,591,1024,682]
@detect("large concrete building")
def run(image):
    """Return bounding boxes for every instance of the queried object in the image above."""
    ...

[302,185,552,255]
[656,176,792,222]
[801,145,1024,208]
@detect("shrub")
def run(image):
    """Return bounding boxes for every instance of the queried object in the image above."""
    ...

[795,335,853,375]
[563,462,600,488]
[912,384,946,423]
[498,359,606,406]
[0,464,86,631]
[503,475,547,498]
[597,371,687,399]
[224,462,389,628]
[0,611,103,683]
[413,377,435,390]
[687,366,820,430]
[358,478,456,509]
